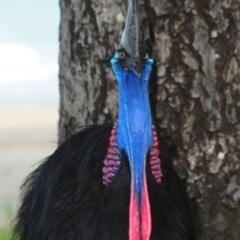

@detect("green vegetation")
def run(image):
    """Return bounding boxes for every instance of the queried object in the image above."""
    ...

[0,202,16,240]
[0,228,11,240]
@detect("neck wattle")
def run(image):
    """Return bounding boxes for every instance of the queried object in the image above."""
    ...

[114,60,153,240]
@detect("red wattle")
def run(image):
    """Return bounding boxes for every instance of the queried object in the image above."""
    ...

[141,175,151,240]
[129,186,140,240]
[129,174,151,240]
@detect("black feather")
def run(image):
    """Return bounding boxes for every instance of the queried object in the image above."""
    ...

[14,124,195,239]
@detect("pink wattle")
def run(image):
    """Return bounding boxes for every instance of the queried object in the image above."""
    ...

[129,175,151,240]
[129,188,140,240]
[141,175,151,240]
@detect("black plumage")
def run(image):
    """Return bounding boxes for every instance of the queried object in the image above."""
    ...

[15,0,196,238]
[15,124,195,240]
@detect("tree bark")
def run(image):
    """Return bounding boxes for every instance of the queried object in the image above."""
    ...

[59,0,240,239]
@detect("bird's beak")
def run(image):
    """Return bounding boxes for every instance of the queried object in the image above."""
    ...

[120,0,146,77]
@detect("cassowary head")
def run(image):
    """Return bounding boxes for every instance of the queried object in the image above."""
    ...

[110,0,154,239]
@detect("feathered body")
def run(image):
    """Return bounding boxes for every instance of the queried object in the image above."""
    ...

[15,0,195,238]
[16,124,194,240]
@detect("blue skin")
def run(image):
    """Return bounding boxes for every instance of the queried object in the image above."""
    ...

[111,52,154,204]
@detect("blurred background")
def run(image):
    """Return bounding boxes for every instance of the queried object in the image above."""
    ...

[0,0,60,233]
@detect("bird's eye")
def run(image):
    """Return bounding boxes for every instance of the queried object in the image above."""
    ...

[142,53,147,60]
[119,52,126,60]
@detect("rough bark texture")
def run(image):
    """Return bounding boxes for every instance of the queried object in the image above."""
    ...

[59,0,240,239]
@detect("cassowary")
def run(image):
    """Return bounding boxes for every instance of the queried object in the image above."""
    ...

[15,0,195,239]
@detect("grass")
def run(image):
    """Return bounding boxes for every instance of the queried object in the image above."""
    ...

[0,202,16,240]
[0,228,12,240]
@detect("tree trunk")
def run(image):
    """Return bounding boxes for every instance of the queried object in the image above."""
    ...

[59,0,240,239]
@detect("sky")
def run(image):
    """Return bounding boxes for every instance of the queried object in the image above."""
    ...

[0,1,60,226]
[0,0,60,105]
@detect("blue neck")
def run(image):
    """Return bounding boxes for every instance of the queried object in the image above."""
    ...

[111,58,154,199]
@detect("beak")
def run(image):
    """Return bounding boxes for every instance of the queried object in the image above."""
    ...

[120,0,146,76]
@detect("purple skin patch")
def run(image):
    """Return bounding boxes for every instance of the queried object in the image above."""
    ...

[150,125,163,184]
[103,124,162,186]
[103,123,121,186]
